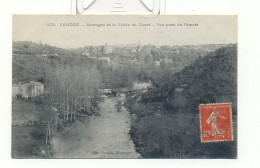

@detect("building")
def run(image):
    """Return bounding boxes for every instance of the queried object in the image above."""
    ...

[98,57,111,63]
[160,58,173,64]
[12,84,19,98]
[18,81,44,99]
[103,45,114,54]
[154,61,160,66]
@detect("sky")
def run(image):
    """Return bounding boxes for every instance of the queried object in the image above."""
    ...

[13,15,237,48]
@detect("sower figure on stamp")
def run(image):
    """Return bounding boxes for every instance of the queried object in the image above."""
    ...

[206,107,227,138]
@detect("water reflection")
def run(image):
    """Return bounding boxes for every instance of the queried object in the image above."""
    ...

[52,94,141,158]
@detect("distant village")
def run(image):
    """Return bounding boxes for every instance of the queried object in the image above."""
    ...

[12,41,226,100]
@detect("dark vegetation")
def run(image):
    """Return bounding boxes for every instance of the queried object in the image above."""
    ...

[12,99,55,158]
[13,41,76,56]
[126,44,237,158]
[12,41,235,158]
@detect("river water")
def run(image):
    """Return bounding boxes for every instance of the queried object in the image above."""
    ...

[52,94,141,158]
[52,82,151,158]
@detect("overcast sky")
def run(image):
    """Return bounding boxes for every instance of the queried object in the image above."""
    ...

[13,15,237,48]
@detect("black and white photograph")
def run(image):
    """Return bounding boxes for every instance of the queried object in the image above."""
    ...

[12,15,237,158]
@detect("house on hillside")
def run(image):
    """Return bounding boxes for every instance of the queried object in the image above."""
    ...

[103,45,114,55]
[12,83,18,98]
[155,59,173,66]
[48,53,60,59]
[81,52,90,56]
[154,61,160,66]
[98,57,111,65]
[40,54,48,57]
[160,58,173,64]
[18,81,44,99]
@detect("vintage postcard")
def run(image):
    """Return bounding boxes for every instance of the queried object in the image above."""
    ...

[12,15,237,158]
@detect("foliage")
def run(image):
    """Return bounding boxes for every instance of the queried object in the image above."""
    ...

[12,41,235,158]
[128,44,237,158]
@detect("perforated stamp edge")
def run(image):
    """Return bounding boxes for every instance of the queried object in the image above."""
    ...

[199,102,234,143]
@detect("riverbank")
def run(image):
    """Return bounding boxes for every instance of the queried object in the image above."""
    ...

[52,95,141,158]
[124,92,205,158]
[11,96,100,158]
[12,99,51,158]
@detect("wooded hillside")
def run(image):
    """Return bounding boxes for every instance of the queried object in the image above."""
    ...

[129,44,237,158]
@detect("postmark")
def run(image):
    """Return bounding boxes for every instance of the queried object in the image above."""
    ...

[199,103,233,143]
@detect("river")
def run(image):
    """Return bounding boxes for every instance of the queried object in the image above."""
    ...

[52,93,142,158]
[52,82,151,158]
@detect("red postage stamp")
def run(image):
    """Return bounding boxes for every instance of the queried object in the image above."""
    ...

[199,103,233,143]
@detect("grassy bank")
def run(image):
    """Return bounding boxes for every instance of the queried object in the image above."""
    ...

[12,99,51,158]
[12,95,101,158]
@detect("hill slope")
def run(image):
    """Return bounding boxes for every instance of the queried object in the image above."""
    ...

[128,44,237,158]
[170,44,237,113]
